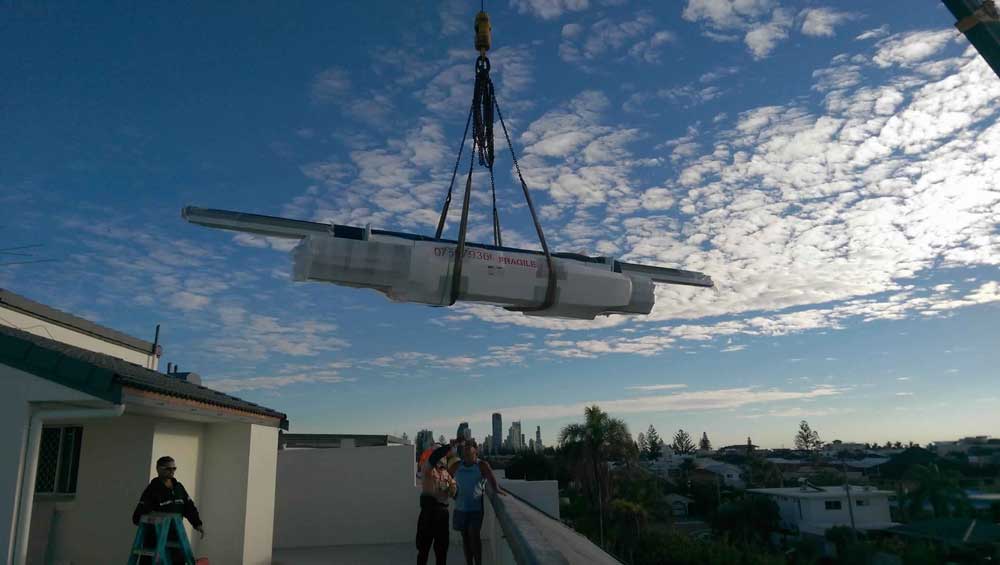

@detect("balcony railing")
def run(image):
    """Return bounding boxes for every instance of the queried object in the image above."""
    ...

[484,488,622,565]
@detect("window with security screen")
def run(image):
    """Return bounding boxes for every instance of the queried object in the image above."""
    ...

[35,427,83,495]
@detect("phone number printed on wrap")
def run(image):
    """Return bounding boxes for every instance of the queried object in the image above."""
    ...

[433,247,537,269]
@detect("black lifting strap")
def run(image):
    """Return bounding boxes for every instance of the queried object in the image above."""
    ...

[434,103,473,240]
[496,97,557,313]
[439,55,556,311]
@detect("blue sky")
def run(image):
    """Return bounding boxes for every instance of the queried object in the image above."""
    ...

[2,1,998,448]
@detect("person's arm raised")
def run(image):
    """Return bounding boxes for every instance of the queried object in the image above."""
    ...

[480,460,505,496]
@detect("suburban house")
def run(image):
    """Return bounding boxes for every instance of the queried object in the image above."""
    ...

[823,441,869,458]
[0,289,288,565]
[717,441,758,456]
[696,459,746,489]
[646,447,695,477]
[931,436,1000,465]
[665,494,693,517]
[748,485,897,536]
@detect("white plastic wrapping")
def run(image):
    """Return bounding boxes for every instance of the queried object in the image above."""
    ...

[292,234,655,319]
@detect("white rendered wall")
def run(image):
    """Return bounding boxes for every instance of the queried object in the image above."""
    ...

[242,424,279,565]
[45,413,158,565]
[0,364,99,564]
[150,420,205,554]
[199,423,250,565]
[497,479,560,519]
[850,495,892,525]
[273,444,422,548]
[272,446,565,551]
[0,306,158,369]
[200,422,281,565]
[799,494,892,531]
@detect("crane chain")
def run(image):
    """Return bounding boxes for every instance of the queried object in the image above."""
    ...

[439,51,556,312]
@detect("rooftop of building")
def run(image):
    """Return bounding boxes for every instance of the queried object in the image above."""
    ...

[0,324,288,428]
[748,485,894,498]
[0,287,156,353]
[279,432,407,449]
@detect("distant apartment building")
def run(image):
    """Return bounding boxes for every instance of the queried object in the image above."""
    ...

[931,436,999,463]
[823,440,869,457]
[748,485,896,536]
[457,421,471,441]
[508,421,523,452]
[492,413,502,453]
[415,429,434,455]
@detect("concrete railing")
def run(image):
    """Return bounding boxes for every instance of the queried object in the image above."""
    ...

[484,488,622,565]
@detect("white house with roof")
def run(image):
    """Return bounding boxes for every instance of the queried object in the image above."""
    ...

[748,485,897,536]
[697,458,745,489]
[0,289,288,565]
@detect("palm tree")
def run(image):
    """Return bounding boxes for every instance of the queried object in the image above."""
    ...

[559,405,632,548]
[905,463,968,518]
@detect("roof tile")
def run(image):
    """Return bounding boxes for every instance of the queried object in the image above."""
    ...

[0,325,287,428]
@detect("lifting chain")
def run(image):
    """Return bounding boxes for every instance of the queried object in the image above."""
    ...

[435,9,557,312]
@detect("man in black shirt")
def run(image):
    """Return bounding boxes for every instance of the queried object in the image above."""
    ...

[132,455,204,562]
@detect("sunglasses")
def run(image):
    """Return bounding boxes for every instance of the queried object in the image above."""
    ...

[161,466,177,471]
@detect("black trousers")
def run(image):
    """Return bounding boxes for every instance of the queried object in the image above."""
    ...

[416,496,449,564]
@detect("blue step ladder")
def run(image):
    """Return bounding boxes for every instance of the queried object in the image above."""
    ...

[128,513,195,564]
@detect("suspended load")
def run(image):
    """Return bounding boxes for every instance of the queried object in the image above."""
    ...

[180,9,712,319]
[181,207,713,320]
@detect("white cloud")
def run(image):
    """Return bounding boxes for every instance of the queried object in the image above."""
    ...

[682,0,775,29]
[310,67,351,103]
[439,0,465,36]
[168,291,210,311]
[366,350,520,371]
[872,30,956,68]
[429,384,845,426]
[560,13,675,67]
[856,25,889,41]
[310,67,394,127]
[207,307,349,359]
[208,372,355,393]
[800,8,857,38]
[700,66,741,83]
[625,85,724,113]
[510,0,590,20]
[744,8,793,59]
[742,406,847,418]
[543,282,1000,358]
[628,31,678,64]
[626,383,688,392]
